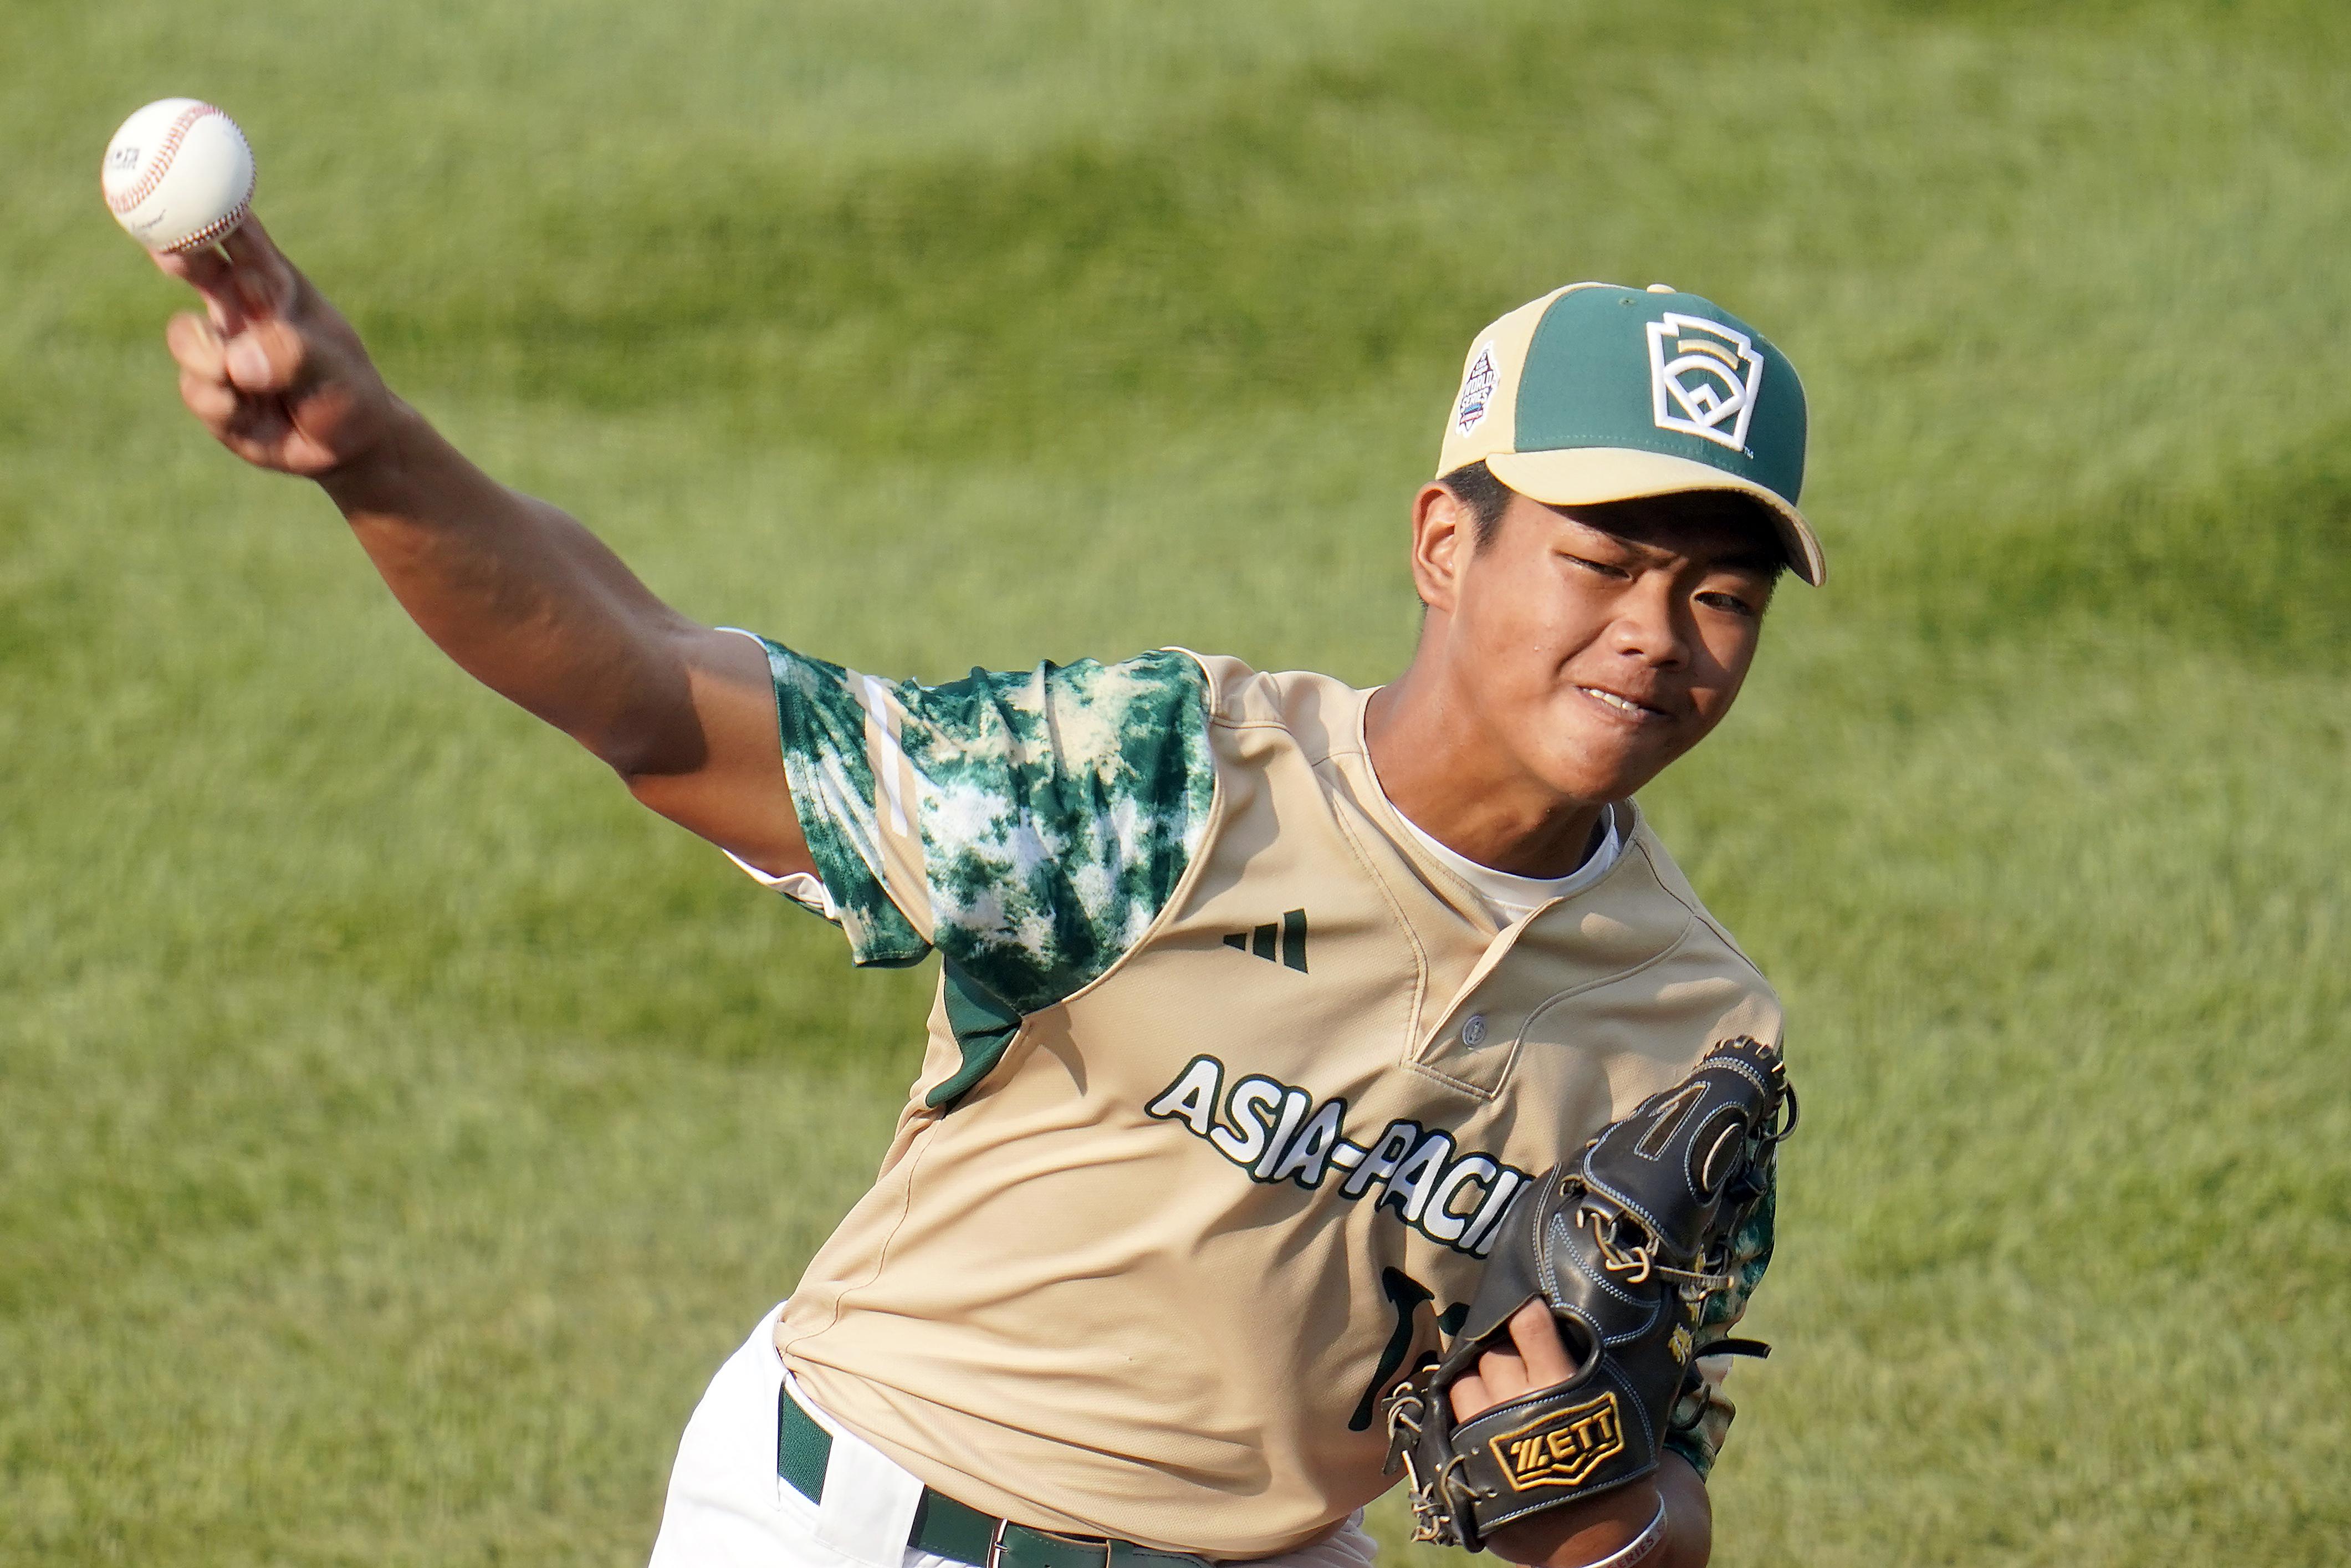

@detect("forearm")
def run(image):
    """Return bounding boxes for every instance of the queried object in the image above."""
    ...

[158,217,805,870]
[318,402,707,775]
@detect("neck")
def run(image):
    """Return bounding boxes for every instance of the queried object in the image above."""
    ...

[1366,660,1612,879]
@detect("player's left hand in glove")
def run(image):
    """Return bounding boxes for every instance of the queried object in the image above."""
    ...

[1381,1035,1794,1554]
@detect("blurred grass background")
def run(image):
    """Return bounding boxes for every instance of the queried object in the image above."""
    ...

[3,1,2347,1564]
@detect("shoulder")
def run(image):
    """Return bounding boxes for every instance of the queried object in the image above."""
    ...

[1172,650,1366,766]
[885,648,1218,859]
[898,647,1209,757]
[1621,808,1783,1017]
[903,649,1222,1013]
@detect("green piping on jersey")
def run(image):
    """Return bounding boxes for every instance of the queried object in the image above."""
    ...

[929,958,1025,1111]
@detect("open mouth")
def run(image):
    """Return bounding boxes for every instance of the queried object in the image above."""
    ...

[1577,686,1671,722]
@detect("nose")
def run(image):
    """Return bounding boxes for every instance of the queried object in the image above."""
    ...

[1606,575,1690,667]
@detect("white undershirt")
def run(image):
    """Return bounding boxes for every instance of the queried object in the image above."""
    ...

[1389,799,1624,926]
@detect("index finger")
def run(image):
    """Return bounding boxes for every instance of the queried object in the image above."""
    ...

[218,216,298,319]
[147,212,297,331]
[1504,1299,1578,1387]
[150,239,247,336]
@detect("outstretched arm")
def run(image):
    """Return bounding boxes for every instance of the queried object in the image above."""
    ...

[155,218,807,878]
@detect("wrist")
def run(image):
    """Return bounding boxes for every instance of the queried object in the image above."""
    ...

[1568,1497,1668,1568]
[1486,1477,1669,1568]
[1504,1495,1674,1568]
[316,397,427,513]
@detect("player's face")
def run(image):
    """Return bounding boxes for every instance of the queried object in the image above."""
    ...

[1443,491,1781,803]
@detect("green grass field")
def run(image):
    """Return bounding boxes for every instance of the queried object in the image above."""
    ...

[4,1,2347,1563]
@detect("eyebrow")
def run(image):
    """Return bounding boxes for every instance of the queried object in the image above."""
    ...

[1551,509,1783,576]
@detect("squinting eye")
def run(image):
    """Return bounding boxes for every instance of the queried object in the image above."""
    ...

[1563,554,1629,578]
[1697,591,1756,616]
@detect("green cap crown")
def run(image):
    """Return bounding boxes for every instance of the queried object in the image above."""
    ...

[1521,286,1804,500]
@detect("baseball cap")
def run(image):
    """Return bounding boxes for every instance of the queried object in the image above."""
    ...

[1437,283,1823,585]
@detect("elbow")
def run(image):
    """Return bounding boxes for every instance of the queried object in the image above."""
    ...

[582,616,720,782]
[589,694,712,785]
[609,744,702,798]
[612,755,711,839]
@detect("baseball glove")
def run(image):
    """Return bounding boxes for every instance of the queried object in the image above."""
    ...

[1381,1035,1795,1551]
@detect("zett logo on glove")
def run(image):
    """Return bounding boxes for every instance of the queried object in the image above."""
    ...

[1489,1393,1627,1492]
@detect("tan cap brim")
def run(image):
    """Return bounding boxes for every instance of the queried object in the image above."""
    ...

[1484,447,1826,586]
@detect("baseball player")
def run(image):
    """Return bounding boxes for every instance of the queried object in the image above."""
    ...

[152,217,1821,1568]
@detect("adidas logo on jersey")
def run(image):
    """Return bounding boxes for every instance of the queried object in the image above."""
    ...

[1222,908,1308,972]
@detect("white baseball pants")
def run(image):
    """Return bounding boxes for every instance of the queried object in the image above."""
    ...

[645,1304,1380,1568]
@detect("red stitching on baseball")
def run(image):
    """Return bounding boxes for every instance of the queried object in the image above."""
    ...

[165,195,253,254]
[105,103,234,217]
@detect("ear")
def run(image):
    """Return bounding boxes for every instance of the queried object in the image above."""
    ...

[1409,482,1472,615]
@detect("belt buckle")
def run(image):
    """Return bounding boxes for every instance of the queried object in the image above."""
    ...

[986,1518,1114,1568]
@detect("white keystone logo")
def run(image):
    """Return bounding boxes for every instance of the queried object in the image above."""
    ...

[1645,314,1764,452]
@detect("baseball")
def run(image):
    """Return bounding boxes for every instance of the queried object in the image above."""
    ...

[101,98,255,253]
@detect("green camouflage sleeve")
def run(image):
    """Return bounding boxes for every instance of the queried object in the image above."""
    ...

[1663,1169,1778,1480]
[730,634,1217,1015]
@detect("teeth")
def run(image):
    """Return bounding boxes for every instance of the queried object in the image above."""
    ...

[1584,687,1647,716]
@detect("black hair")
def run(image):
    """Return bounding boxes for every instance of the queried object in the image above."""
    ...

[1437,459,1518,549]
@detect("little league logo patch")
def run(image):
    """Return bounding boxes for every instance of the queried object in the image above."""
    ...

[1454,341,1500,436]
[1488,1392,1627,1491]
[1645,313,1764,452]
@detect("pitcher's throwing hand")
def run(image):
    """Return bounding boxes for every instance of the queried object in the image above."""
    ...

[156,221,396,479]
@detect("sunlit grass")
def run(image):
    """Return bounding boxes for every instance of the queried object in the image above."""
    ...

[3,2,2345,1564]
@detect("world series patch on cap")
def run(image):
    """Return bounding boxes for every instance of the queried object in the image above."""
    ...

[1440,283,1824,585]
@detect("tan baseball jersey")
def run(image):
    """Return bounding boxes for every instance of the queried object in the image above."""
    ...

[733,636,1783,1560]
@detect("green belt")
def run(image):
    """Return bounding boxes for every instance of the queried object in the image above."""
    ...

[777,1386,1213,1568]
